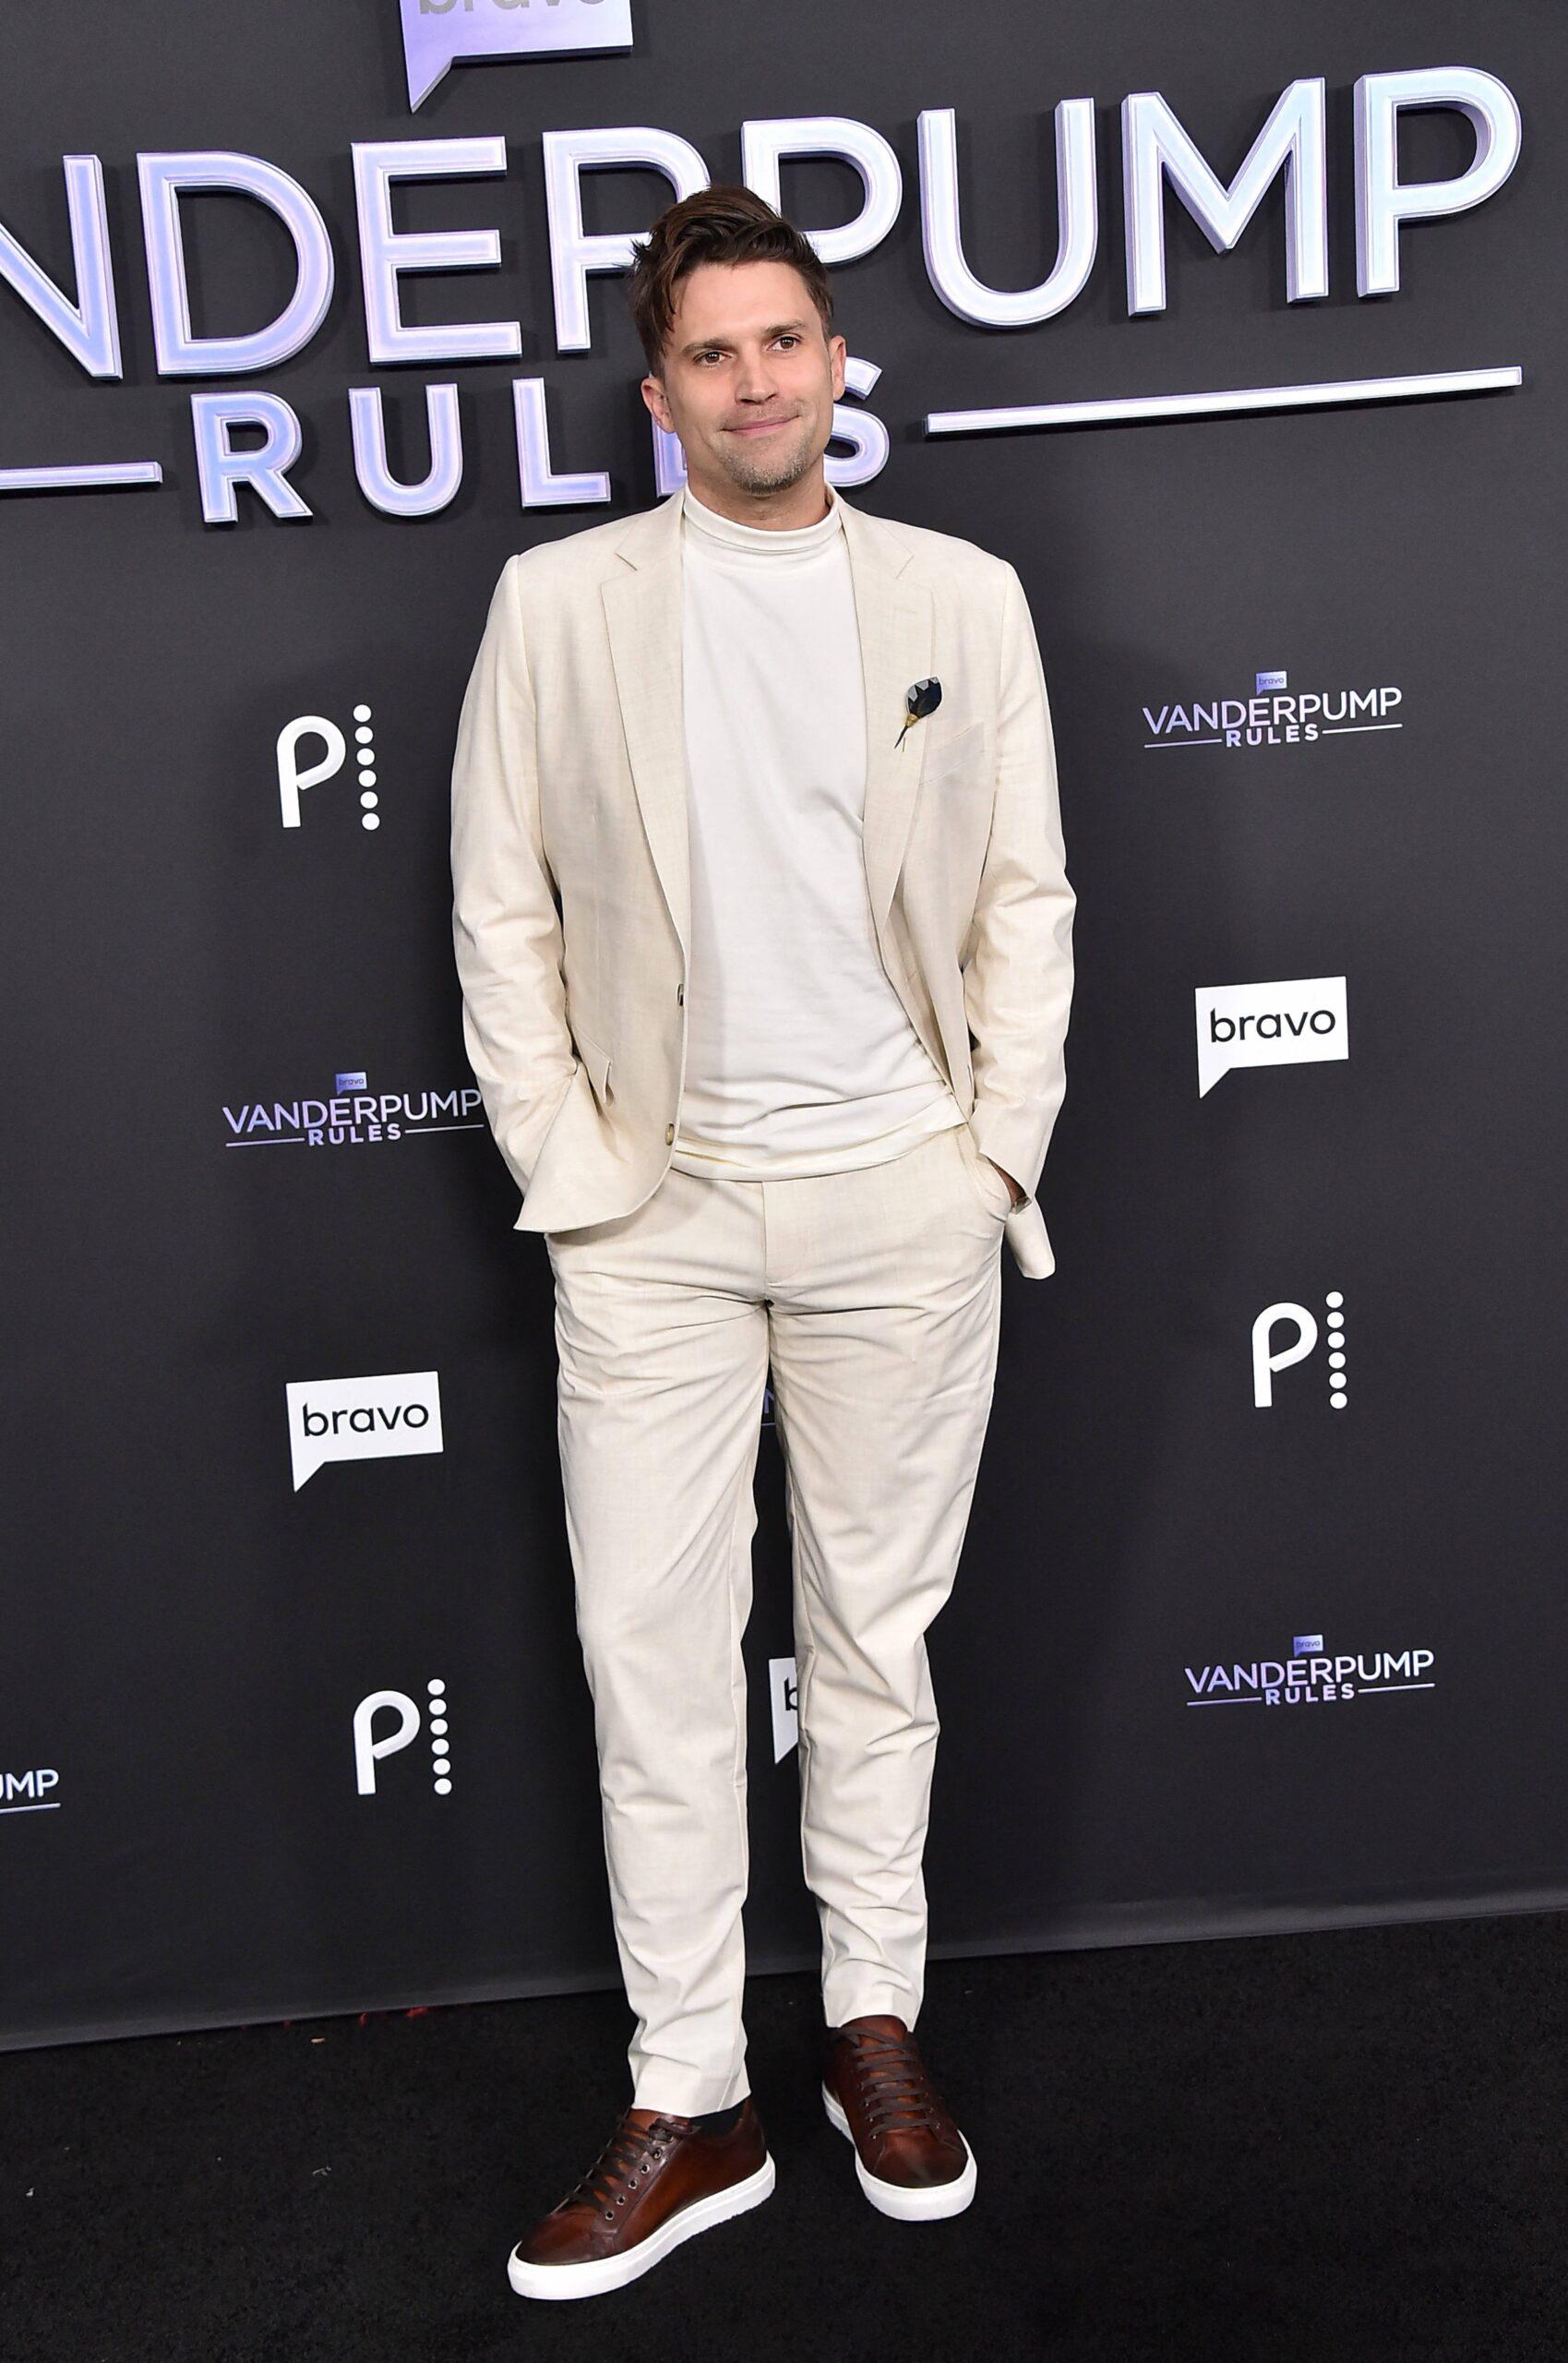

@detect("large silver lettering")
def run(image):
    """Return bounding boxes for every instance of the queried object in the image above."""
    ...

[1123,78,1328,314]
[1354,66,1522,295]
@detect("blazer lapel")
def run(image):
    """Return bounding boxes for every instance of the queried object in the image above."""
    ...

[600,481,935,962]
[835,489,936,936]
[602,490,691,954]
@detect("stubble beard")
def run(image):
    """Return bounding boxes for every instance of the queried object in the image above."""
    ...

[712,414,817,498]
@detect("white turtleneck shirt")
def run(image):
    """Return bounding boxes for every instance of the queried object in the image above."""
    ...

[669,477,963,1182]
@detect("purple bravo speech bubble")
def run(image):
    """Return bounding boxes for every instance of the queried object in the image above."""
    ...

[400,0,634,111]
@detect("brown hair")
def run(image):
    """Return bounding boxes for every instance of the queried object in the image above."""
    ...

[625,186,834,378]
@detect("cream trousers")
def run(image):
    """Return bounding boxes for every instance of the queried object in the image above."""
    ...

[545,1115,1011,2114]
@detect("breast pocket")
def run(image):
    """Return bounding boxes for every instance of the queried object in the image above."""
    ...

[924,718,987,789]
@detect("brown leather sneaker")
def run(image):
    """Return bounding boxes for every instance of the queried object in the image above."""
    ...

[821,2013,976,2220]
[507,2097,775,2300]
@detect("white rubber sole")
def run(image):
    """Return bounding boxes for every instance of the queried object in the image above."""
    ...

[822,2082,977,2219]
[507,2151,775,2300]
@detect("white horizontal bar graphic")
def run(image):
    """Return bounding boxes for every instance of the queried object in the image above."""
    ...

[928,365,1523,434]
[0,459,163,494]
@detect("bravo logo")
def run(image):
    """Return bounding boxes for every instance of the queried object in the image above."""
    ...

[1196,976,1348,1096]
[400,0,633,110]
[770,1657,798,1764]
[286,1370,444,1490]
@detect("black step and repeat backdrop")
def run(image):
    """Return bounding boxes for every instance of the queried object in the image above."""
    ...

[5,0,1564,2048]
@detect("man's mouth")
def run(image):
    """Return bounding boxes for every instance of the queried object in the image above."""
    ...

[728,416,796,436]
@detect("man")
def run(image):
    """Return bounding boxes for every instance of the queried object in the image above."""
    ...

[449,186,1073,2301]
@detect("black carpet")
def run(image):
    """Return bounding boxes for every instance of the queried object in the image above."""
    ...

[6,1911,1565,2362]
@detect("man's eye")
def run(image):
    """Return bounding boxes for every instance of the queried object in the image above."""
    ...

[695,339,798,363]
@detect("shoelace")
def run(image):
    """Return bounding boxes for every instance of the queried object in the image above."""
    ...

[838,2027,947,2137]
[569,2110,689,2220]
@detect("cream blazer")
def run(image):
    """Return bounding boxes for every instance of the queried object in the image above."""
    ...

[449,485,1074,1278]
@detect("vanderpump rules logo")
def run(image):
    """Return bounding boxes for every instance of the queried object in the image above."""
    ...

[0,65,1523,520]
[2,1765,62,1816]
[1185,1634,1436,1709]
[1143,670,1405,753]
[222,1074,484,1149]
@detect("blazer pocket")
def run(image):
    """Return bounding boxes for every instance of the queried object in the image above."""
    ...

[573,1024,614,1106]
[925,718,987,784]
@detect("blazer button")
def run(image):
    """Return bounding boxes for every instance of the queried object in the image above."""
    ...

[665,1122,675,1144]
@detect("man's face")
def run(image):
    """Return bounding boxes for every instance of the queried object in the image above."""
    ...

[640,258,845,508]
